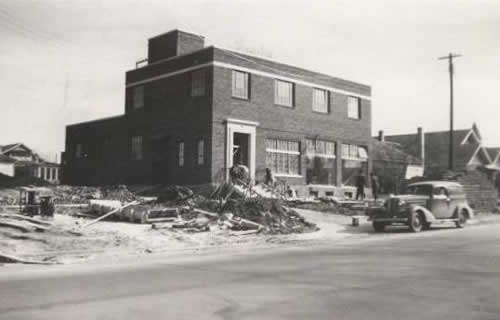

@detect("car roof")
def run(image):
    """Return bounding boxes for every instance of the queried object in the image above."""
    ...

[408,181,463,188]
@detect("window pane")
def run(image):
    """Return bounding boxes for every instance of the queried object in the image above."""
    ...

[179,142,184,167]
[131,136,143,160]
[133,86,144,109]
[197,140,204,165]
[326,141,335,155]
[191,70,206,96]
[347,96,360,119]
[274,80,293,107]
[316,140,326,155]
[342,144,349,158]
[313,89,328,113]
[232,70,248,99]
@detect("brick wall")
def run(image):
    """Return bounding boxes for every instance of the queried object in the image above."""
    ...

[211,65,372,186]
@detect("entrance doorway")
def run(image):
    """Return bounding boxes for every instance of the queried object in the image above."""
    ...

[225,119,258,181]
[233,132,250,167]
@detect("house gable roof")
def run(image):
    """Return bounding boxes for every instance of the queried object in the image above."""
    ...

[0,143,32,155]
[384,125,487,171]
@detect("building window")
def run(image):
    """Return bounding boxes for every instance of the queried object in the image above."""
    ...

[133,86,144,109]
[178,142,185,167]
[75,144,82,158]
[305,139,336,185]
[312,88,329,113]
[341,143,368,187]
[265,139,300,175]
[131,136,143,160]
[232,70,249,99]
[191,69,206,97]
[347,96,361,119]
[197,139,205,165]
[274,80,294,107]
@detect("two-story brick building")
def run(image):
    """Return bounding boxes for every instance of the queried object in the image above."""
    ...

[64,30,372,197]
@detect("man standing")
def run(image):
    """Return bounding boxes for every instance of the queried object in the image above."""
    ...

[370,172,379,201]
[355,170,366,201]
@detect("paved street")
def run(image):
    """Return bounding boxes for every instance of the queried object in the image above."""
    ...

[1,223,500,320]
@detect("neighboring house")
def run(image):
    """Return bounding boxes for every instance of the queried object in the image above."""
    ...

[384,124,492,176]
[0,154,16,177]
[64,29,372,197]
[0,143,61,184]
[371,135,423,194]
[486,148,500,196]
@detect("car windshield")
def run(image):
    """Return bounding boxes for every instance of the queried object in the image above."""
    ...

[405,185,432,196]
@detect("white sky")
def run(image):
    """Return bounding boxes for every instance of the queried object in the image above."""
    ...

[1,0,499,161]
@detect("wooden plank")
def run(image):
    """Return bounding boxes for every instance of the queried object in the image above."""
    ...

[80,201,140,229]
[0,252,55,265]
[0,213,52,227]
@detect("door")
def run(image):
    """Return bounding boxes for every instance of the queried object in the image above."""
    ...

[430,187,454,218]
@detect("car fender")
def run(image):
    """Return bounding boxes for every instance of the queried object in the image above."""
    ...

[454,204,474,220]
[408,204,436,223]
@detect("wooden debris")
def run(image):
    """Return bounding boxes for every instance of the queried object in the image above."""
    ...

[0,213,52,226]
[0,252,57,265]
[80,201,140,229]
[0,220,32,233]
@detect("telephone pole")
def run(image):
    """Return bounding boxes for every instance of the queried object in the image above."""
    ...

[438,53,461,170]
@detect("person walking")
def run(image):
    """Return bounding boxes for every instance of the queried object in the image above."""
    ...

[355,170,366,201]
[370,172,379,201]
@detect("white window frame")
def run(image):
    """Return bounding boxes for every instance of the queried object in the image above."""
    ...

[312,88,329,113]
[306,139,336,158]
[266,139,301,176]
[274,79,294,107]
[347,96,361,119]
[133,85,144,109]
[178,142,185,167]
[131,136,143,160]
[232,70,249,99]
[197,139,205,165]
[191,69,206,97]
[341,143,368,161]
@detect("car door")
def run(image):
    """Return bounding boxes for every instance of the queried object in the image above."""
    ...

[430,187,454,219]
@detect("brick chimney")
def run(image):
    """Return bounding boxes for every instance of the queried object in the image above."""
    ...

[378,130,385,142]
[417,127,425,167]
[148,30,205,64]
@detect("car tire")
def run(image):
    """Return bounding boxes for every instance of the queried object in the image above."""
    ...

[455,210,467,228]
[408,211,423,233]
[372,221,386,232]
[422,222,431,230]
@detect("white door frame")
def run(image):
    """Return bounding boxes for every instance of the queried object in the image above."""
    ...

[225,118,259,181]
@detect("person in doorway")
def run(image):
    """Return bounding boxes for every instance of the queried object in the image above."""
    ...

[370,172,379,201]
[355,170,366,201]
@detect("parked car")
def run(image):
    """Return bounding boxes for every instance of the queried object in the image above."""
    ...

[368,181,474,232]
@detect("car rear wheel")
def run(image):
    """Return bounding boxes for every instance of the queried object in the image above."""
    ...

[373,221,386,232]
[409,212,423,233]
[455,210,467,228]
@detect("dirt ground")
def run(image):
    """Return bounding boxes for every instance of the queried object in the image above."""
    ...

[3,204,499,266]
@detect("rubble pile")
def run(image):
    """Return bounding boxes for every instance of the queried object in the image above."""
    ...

[224,198,318,234]
[52,185,138,204]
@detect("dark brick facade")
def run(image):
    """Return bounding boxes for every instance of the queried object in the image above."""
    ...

[64,30,372,194]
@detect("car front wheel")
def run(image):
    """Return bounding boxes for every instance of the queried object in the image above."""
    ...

[455,210,467,228]
[373,221,386,232]
[408,212,423,232]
